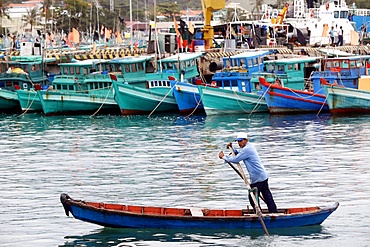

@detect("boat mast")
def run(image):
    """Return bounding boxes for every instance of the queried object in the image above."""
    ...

[154,0,158,71]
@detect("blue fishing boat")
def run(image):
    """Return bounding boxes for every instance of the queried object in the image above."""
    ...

[197,51,270,115]
[0,56,55,112]
[310,55,370,90]
[60,193,339,229]
[112,53,203,115]
[256,57,327,114]
[37,56,153,115]
[322,78,370,114]
[170,77,205,115]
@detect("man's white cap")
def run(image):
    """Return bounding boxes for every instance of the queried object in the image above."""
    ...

[235,132,248,141]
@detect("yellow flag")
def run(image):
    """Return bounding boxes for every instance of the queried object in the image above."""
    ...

[173,16,180,35]
[322,24,328,37]
[116,31,123,43]
[188,21,194,34]
[72,27,79,44]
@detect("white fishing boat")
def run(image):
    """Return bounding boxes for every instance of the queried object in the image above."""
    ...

[288,0,356,46]
[262,0,358,46]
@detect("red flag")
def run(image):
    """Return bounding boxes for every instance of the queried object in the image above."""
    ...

[110,74,117,81]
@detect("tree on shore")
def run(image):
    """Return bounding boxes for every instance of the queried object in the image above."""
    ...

[22,7,40,33]
[0,0,11,34]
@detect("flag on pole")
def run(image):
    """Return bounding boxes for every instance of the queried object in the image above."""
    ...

[173,16,183,48]
[72,27,80,44]
[188,21,194,34]
[173,16,180,36]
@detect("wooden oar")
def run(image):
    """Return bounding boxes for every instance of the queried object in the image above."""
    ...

[225,158,266,203]
[227,147,269,236]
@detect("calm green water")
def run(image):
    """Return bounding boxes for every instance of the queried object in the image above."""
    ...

[1,112,370,246]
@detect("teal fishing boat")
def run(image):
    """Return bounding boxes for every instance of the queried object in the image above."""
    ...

[0,56,55,113]
[112,53,203,115]
[197,51,270,115]
[38,56,154,115]
[322,78,370,114]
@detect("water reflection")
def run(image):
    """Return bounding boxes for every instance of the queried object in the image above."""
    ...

[61,225,329,247]
[267,113,332,128]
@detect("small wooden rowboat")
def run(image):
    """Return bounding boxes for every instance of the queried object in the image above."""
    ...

[60,193,339,229]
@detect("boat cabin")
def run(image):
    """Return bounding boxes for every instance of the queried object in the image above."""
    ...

[211,50,270,92]
[251,56,321,91]
[99,56,154,83]
[52,59,109,92]
[311,55,370,93]
[0,56,55,91]
[150,53,203,81]
[222,50,270,75]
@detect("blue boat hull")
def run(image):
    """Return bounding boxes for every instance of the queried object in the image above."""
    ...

[260,79,329,114]
[61,194,339,229]
[171,81,204,114]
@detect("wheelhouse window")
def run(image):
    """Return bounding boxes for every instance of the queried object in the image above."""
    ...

[240,58,246,66]
[325,61,333,68]
[342,60,349,68]
[63,67,69,75]
[340,11,348,18]
[137,63,143,71]
[131,64,137,72]
[224,60,231,68]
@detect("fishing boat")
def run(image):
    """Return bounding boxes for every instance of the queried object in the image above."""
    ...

[197,51,271,115]
[112,53,203,115]
[37,56,153,115]
[255,56,327,114]
[259,55,370,113]
[322,78,370,114]
[0,55,56,113]
[283,0,356,46]
[170,51,270,115]
[310,55,370,89]
[60,193,339,229]
[170,77,206,115]
[37,59,114,115]
[197,85,268,115]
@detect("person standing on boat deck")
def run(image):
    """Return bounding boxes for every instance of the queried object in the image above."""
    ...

[330,26,335,46]
[306,27,311,45]
[337,26,344,46]
[218,132,278,213]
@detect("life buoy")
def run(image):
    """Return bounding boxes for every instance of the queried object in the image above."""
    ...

[211,81,217,87]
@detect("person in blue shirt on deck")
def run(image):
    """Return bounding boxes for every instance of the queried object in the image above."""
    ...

[218,132,278,213]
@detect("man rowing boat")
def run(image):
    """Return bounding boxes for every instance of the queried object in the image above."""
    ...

[219,132,278,213]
